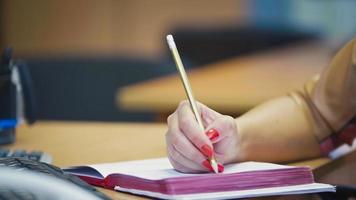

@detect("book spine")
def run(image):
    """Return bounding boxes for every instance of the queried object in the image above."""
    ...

[76,175,107,188]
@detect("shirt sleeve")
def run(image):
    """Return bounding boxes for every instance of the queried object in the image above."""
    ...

[289,38,356,142]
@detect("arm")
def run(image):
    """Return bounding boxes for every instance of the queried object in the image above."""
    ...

[235,93,323,163]
[165,38,356,172]
[235,38,356,163]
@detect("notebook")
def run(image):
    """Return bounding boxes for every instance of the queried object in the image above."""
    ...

[64,158,335,199]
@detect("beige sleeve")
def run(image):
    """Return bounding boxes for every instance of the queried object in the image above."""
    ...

[304,38,356,140]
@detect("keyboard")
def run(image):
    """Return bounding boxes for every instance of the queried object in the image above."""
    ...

[0,148,52,163]
[0,157,111,200]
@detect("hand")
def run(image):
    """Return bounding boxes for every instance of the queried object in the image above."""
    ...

[165,100,239,173]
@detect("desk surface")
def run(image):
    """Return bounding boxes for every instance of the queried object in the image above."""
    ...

[5,121,356,199]
[7,121,168,200]
[118,42,331,116]
[7,121,167,167]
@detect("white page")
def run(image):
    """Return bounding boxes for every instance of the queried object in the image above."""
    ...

[115,183,335,200]
[89,157,295,180]
[89,157,334,199]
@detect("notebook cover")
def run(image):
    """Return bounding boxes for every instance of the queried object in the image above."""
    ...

[105,167,313,195]
[64,166,108,188]
[65,164,314,194]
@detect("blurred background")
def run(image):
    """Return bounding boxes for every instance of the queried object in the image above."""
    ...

[1,0,355,122]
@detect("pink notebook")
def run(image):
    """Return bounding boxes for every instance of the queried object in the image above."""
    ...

[64,158,334,199]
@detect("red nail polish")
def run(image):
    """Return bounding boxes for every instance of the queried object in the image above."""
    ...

[218,163,224,173]
[206,128,219,141]
[202,160,214,172]
[201,144,213,157]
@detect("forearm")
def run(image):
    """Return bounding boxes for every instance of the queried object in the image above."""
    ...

[234,94,324,163]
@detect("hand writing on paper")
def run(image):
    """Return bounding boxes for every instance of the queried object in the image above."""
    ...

[165,100,240,173]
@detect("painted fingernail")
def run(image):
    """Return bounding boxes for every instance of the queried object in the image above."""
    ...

[218,163,224,173]
[202,160,214,172]
[206,128,219,141]
[200,144,213,157]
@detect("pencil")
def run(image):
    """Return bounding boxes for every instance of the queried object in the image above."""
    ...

[166,34,219,173]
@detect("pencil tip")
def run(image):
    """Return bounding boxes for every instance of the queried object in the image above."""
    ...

[210,158,219,174]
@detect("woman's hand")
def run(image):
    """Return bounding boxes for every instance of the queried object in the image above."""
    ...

[165,100,239,173]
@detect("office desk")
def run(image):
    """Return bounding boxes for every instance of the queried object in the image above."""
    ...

[6,121,167,200]
[118,42,331,119]
[5,121,356,199]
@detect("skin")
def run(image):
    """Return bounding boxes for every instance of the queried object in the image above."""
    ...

[166,98,322,173]
[166,100,239,173]
[166,39,355,173]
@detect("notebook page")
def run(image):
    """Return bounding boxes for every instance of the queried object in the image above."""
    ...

[89,157,295,180]
[115,183,335,200]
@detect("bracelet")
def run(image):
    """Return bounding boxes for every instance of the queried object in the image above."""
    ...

[320,117,356,156]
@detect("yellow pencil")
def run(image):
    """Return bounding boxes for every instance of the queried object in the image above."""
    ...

[166,34,218,173]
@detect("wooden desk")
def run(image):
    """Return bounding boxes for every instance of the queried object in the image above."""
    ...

[4,121,356,199]
[6,121,167,200]
[118,42,331,119]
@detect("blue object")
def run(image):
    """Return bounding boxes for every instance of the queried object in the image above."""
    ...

[0,119,17,129]
[249,0,292,29]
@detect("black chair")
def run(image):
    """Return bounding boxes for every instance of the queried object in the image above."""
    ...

[168,25,319,67]
[26,56,175,122]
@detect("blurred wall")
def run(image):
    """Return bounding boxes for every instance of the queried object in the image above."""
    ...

[2,0,247,58]
[249,0,356,45]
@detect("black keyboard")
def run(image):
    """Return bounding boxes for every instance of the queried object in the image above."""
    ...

[0,157,111,200]
[0,149,52,163]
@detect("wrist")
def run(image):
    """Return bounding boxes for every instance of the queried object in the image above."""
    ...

[232,117,249,162]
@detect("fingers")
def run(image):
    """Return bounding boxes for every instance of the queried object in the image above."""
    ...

[166,113,209,172]
[205,115,239,164]
[167,114,207,166]
[177,101,213,157]
[168,155,200,173]
[167,142,207,173]
[205,115,237,144]
[166,100,236,172]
